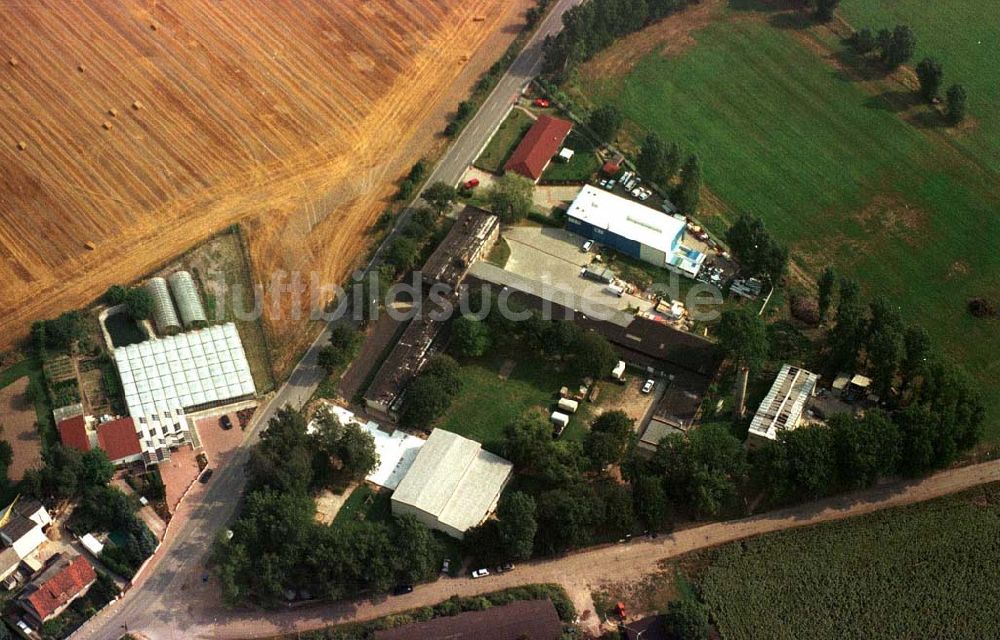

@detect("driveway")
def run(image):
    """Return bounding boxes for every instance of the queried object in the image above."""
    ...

[503,225,655,314]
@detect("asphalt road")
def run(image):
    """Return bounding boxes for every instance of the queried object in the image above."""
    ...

[72,2,583,639]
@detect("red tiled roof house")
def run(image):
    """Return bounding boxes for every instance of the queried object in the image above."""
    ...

[18,554,97,626]
[96,417,144,466]
[503,115,572,182]
[57,415,143,466]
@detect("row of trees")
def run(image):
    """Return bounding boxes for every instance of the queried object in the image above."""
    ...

[30,310,87,354]
[851,24,916,70]
[214,407,444,604]
[543,0,697,79]
[915,58,968,124]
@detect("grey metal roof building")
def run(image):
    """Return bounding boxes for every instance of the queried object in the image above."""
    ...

[748,364,819,445]
[391,429,513,539]
[145,277,182,335]
[167,271,208,328]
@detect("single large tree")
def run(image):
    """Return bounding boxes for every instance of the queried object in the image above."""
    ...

[817,266,837,322]
[717,308,769,373]
[587,104,624,142]
[422,181,458,214]
[813,0,840,22]
[488,173,534,223]
[724,214,788,282]
[583,410,635,469]
[866,296,905,396]
[882,24,916,69]
[675,154,702,213]
[946,84,968,125]
[495,491,538,561]
[636,133,669,184]
[451,315,491,357]
[632,476,670,530]
[828,277,866,369]
[915,57,944,102]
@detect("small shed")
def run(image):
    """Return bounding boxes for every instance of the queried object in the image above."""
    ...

[557,397,579,414]
[79,533,104,557]
[611,360,626,381]
[557,147,575,162]
[550,411,569,432]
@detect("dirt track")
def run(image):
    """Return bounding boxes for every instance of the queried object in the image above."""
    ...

[105,460,1000,639]
[0,0,529,370]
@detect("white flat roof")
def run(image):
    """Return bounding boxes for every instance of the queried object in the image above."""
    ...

[309,404,424,490]
[567,185,686,256]
[392,429,513,534]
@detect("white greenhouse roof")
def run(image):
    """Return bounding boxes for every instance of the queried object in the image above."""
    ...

[114,323,255,460]
[567,185,686,255]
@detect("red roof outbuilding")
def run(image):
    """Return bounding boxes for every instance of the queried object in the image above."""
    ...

[504,115,572,182]
[97,417,142,463]
[57,416,91,453]
[22,555,97,623]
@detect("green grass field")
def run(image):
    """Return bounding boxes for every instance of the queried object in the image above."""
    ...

[541,130,600,183]
[437,345,615,451]
[474,108,535,173]
[839,0,1000,174]
[695,482,1000,639]
[574,13,1000,439]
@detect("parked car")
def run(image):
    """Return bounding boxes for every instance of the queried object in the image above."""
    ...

[441,558,451,573]
[219,415,233,430]
[499,562,515,572]
[533,98,551,108]
[392,584,414,596]
[463,178,480,189]
[641,379,655,394]
[581,240,593,252]
[471,568,490,579]
[199,468,214,483]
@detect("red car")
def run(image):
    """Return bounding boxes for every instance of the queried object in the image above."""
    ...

[463,178,480,189]
[533,98,551,108]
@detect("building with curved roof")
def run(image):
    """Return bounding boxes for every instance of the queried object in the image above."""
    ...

[145,277,182,335]
[167,271,207,328]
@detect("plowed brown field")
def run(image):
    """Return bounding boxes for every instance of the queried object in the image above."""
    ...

[0,0,529,372]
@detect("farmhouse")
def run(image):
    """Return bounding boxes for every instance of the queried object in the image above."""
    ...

[374,599,562,640]
[390,429,513,539]
[17,553,96,627]
[0,498,52,560]
[747,364,819,446]
[57,415,144,466]
[565,186,706,277]
[504,114,573,182]
[365,209,498,419]
[114,322,256,464]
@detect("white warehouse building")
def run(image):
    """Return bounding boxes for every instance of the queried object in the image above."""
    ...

[390,429,513,539]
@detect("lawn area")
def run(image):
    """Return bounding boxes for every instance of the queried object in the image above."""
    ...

[474,108,535,173]
[0,356,56,452]
[437,344,607,451]
[331,485,392,527]
[541,130,600,183]
[692,482,1000,639]
[572,11,1000,439]
[838,0,1000,174]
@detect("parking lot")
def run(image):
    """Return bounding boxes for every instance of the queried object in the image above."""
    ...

[502,225,656,316]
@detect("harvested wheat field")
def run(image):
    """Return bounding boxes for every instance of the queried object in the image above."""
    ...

[0,0,530,372]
